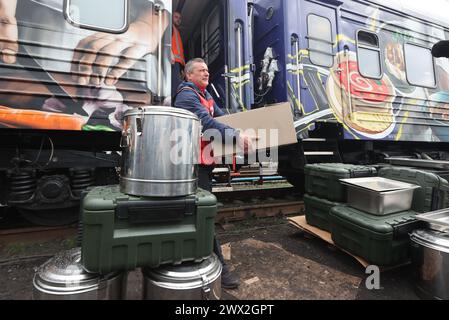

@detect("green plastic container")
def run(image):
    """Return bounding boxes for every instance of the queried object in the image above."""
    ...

[304,163,377,202]
[378,167,449,213]
[304,194,342,232]
[330,206,422,266]
[81,185,217,274]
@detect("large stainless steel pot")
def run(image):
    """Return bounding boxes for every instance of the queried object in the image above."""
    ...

[410,229,449,300]
[33,248,127,300]
[120,106,201,197]
[142,254,222,300]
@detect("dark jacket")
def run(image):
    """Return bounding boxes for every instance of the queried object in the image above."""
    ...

[173,82,238,140]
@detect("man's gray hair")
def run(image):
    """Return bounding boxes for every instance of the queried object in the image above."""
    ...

[185,58,206,75]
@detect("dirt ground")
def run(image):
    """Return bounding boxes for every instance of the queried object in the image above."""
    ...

[0,216,420,300]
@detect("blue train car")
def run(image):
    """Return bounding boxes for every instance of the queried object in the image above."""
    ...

[252,0,449,184]
[252,0,449,142]
[178,0,449,188]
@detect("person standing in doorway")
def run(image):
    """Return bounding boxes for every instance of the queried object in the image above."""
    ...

[173,58,256,289]
[171,11,185,97]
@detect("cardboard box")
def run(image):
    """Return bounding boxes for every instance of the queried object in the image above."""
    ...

[211,102,297,158]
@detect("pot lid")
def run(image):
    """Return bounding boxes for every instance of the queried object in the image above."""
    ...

[33,248,105,293]
[143,254,222,289]
[410,229,449,253]
[124,106,199,121]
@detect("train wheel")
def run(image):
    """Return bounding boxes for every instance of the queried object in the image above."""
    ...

[18,207,78,226]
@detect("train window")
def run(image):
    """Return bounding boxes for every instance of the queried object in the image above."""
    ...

[404,43,436,88]
[357,30,382,79]
[307,14,333,67]
[64,0,129,33]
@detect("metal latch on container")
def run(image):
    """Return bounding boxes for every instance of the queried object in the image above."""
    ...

[136,107,144,136]
[201,275,210,300]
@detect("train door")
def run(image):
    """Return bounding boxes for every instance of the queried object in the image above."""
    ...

[221,0,254,113]
[294,0,340,137]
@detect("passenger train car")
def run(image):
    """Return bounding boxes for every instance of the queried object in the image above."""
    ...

[0,0,171,224]
[176,0,449,187]
[2,0,449,225]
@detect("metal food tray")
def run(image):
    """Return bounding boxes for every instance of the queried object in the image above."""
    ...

[339,177,419,192]
[415,209,449,233]
[340,177,420,215]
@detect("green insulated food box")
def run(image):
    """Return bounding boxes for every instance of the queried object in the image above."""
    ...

[329,206,422,266]
[80,186,217,274]
[378,167,449,213]
[304,163,377,202]
[304,194,342,232]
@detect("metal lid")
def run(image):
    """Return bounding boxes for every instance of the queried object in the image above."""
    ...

[33,248,115,295]
[410,229,449,253]
[124,106,199,121]
[142,254,222,290]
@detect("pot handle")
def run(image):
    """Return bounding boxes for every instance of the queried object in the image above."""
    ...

[120,133,129,148]
[136,107,145,136]
[120,125,131,148]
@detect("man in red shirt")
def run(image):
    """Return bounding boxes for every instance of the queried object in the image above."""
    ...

[174,58,256,289]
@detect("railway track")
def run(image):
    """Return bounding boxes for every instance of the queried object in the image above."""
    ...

[0,182,304,245]
[0,224,78,246]
[0,200,304,245]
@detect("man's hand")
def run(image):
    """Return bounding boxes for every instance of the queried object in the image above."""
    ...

[71,7,169,86]
[0,0,18,64]
[237,132,258,154]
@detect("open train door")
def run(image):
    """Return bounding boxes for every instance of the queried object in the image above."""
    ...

[221,0,254,113]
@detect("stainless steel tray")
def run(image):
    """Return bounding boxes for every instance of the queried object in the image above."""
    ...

[385,157,449,170]
[340,177,420,215]
[415,209,449,233]
[339,177,419,192]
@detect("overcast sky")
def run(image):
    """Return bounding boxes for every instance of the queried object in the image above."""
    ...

[379,0,449,26]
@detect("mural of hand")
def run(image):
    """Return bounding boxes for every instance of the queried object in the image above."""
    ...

[71,7,169,87]
[0,0,18,64]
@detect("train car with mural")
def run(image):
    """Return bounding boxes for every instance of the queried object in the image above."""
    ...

[257,0,449,188]
[176,0,449,189]
[2,0,449,225]
[0,0,172,225]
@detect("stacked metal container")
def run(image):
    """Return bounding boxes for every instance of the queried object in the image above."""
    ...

[304,163,420,266]
[303,163,377,232]
[34,107,222,300]
[411,208,449,300]
[304,164,449,267]
[33,248,128,300]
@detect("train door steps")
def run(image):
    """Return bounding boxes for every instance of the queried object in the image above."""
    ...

[300,139,343,164]
[288,215,410,271]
